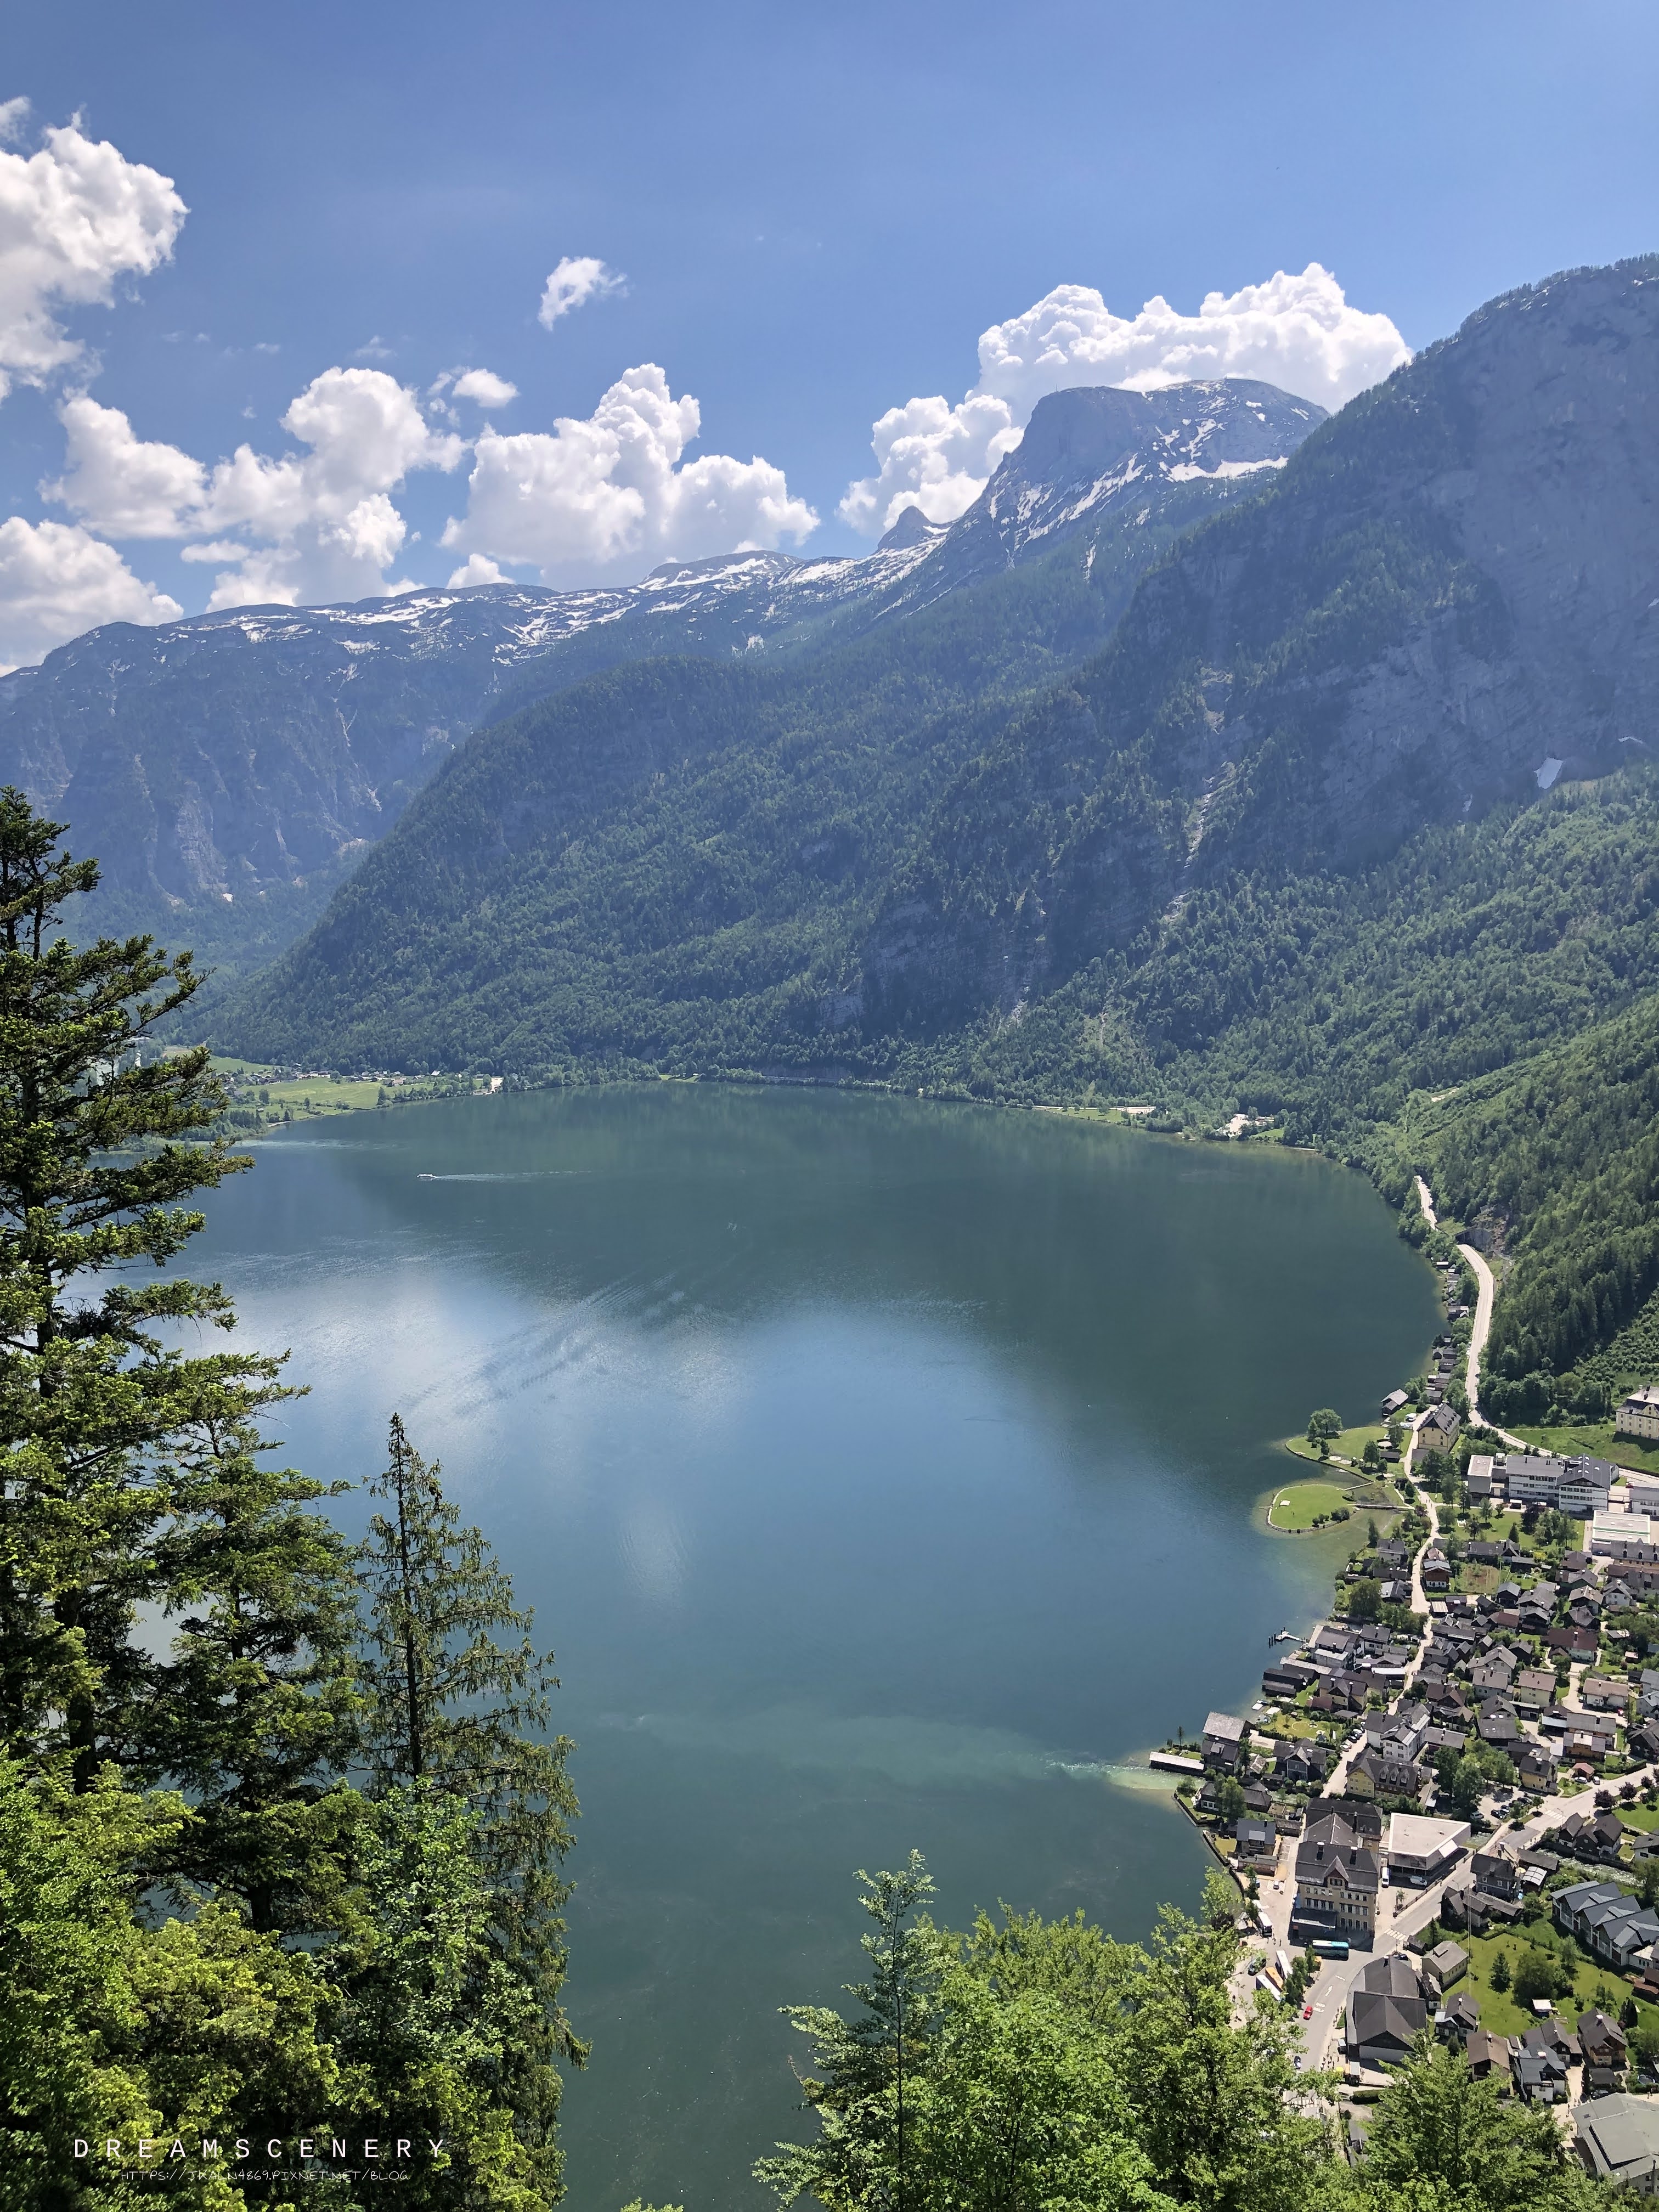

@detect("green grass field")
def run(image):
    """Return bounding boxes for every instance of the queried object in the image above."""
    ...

[253,1076,386,1112]
[1283,1424,1392,1471]
[1265,1480,1355,1532]
[1461,1928,1641,2041]
[208,1057,484,1121]
[1510,1421,1659,1476]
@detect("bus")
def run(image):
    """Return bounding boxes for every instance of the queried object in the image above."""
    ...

[1311,1938,1350,1961]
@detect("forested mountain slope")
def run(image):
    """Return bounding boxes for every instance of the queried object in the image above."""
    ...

[860,253,1659,1023]
[0,380,1317,991]
[1406,991,1659,1421]
[215,552,1122,1068]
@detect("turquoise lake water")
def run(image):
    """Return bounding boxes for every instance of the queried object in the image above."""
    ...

[185,1085,1438,2208]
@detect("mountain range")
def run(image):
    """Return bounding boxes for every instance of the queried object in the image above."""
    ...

[0,377,1320,988]
[220,253,1659,1073]
[8,252,1659,1417]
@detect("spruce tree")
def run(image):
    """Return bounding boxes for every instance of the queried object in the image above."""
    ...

[357,1414,583,2177]
[0,789,358,1931]
[0,791,248,1768]
[140,1418,361,1933]
[755,1852,939,2212]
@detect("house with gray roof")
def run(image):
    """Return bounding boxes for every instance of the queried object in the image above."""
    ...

[1201,1711,1246,1770]
[1346,1955,1426,2069]
[1234,1815,1277,1871]
[1294,1811,1380,1944]
[1575,2094,1659,2191]
[1422,1939,1469,1992]
[1434,1990,1480,2045]
[1555,1879,1659,1971]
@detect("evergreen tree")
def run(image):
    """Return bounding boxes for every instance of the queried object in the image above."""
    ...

[755,1852,939,2212]
[140,1419,362,1934]
[0,790,359,1942]
[331,1781,551,2210]
[0,793,353,1799]
[357,1414,583,2184]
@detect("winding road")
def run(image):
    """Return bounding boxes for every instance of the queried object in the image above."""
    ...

[1454,1240,1530,1449]
[1417,1173,1527,1448]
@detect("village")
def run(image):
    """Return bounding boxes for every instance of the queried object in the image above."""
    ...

[1153,1230,1659,2188]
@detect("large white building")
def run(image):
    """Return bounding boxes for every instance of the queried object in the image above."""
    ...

[1618,1386,1659,1443]
[1494,1452,1615,1516]
[1386,1813,1470,1884]
[1593,1511,1659,1564]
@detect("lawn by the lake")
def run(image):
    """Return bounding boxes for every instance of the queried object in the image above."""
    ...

[1265,1480,1356,1532]
[1283,1424,1392,1471]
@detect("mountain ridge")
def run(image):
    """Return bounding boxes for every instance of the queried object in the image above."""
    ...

[0,377,1324,981]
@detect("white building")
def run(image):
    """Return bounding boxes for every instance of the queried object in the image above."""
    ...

[1593,1511,1659,1564]
[1618,1386,1659,1443]
[1498,1452,1615,1516]
[1387,1812,1471,1884]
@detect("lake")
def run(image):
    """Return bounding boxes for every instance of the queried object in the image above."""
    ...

[187,1084,1438,2209]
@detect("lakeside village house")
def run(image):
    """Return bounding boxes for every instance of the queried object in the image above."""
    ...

[1617,1386,1659,1444]
[1464,1450,1620,1518]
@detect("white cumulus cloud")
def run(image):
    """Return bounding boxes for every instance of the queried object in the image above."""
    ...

[199,367,465,607]
[47,393,205,537]
[448,367,518,408]
[445,551,506,588]
[45,369,466,609]
[0,109,187,402]
[440,361,816,584]
[0,516,179,671]
[538,255,626,328]
[842,262,1409,535]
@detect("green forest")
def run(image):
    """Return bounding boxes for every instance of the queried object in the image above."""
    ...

[1,788,1626,2211]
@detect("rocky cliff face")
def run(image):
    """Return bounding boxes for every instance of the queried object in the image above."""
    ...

[859,255,1659,1023]
[867,379,1325,630]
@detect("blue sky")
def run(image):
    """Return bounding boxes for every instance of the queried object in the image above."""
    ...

[1,0,1655,661]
